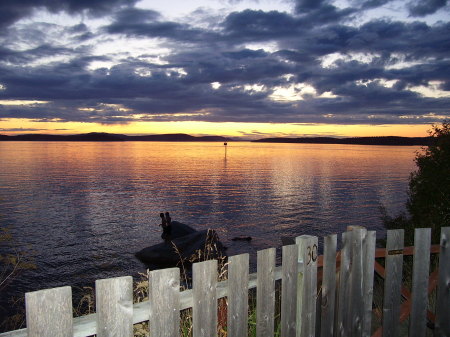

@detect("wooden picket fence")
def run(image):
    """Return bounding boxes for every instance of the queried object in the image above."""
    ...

[1,227,449,337]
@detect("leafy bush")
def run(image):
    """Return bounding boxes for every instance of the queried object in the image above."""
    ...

[384,121,450,245]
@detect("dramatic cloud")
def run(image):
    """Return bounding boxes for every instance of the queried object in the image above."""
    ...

[0,0,449,128]
[0,0,137,31]
[408,0,448,17]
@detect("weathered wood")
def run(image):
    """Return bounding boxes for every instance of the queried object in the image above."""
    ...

[435,227,450,337]
[2,231,446,337]
[382,229,404,337]
[408,228,431,337]
[374,245,440,258]
[350,229,366,337]
[227,254,249,337]
[148,268,180,337]
[336,231,351,337]
[96,276,133,337]
[256,248,276,337]
[362,230,376,337]
[296,235,318,337]
[25,286,73,337]
[193,259,218,337]
[320,234,337,337]
[281,244,298,337]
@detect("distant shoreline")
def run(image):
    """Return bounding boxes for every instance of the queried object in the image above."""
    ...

[252,136,432,146]
[0,132,229,142]
[0,132,432,146]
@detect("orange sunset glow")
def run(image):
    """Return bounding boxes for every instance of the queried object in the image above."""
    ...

[0,118,433,139]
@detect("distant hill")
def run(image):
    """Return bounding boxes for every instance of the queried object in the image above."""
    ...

[252,136,433,146]
[0,132,124,141]
[0,133,433,145]
[0,132,230,142]
[122,133,229,142]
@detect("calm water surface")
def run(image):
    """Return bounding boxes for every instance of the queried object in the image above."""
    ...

[0,141,419,309]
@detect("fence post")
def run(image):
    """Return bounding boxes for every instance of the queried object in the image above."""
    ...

[256,247,276,337]
[96,276,134,337]
[295,235,318,337]
[193,259,218,337]
[382,229,404,337]
[227,253,249,337]
[350,228,366,337]
[281,244,299,337]
[336,231,351,337]
[435,226,450,337]
[25,286,73,337]
[408,228,431,337]
[148,268,180,337]
[320,234,337,337]
[362,230,376,337]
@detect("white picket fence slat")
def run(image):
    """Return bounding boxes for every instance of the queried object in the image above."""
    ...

[1,227,448,337]
[227,253,249,337]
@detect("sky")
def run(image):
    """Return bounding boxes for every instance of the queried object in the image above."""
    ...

[0,0,449,139]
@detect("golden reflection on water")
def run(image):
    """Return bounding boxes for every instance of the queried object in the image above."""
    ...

[2,141,418,226]
[0,141,420,299]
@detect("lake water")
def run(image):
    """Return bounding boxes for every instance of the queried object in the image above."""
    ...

[0,141,419,314]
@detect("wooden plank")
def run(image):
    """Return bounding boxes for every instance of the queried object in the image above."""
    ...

[256,248,276,337]
[320,234,337,337]
[227,254,249,337]
[336,231,351,337]
[96,276,133,337]
[382,229,404,337]
[399,271,437,324]
[362,230,376,337]
[149,268,180,337]
[435,227,450,337]
[25,286,73,337]
[281,244,298,337]
[373,265,440,337]
[408,228,431,337]
[295,235,318,337]
[5,244,442,337]
[3,239,441,337]
[193,259,218,337]
[350,229,366,337]
[374,245,440,258]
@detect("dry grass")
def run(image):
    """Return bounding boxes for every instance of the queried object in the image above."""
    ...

[69,229,229,337]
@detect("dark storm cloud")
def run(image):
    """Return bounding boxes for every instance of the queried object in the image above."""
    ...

[223,10,303,39]
[294,0,330,12]
[0,0,137,30]
[166,49,292,86]
[354,0,449,16]
[0,44,74,63]
[359,0,393,10]
[408,0,448,17]
[222,6,354,42]
[105,8,217,42]
[222,49,268,59]
[0,0,449,126]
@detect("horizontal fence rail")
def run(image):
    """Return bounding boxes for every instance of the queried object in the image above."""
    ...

[1,227,448,337]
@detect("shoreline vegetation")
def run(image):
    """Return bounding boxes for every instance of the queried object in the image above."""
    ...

[0,132,433,146]
[0,132,228,142]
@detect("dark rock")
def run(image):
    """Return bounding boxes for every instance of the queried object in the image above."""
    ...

[231,236,252,241]
[136,229,225,267]
[167,221,197,239]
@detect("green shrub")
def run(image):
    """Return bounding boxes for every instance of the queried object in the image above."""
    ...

[384,121,450,245]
